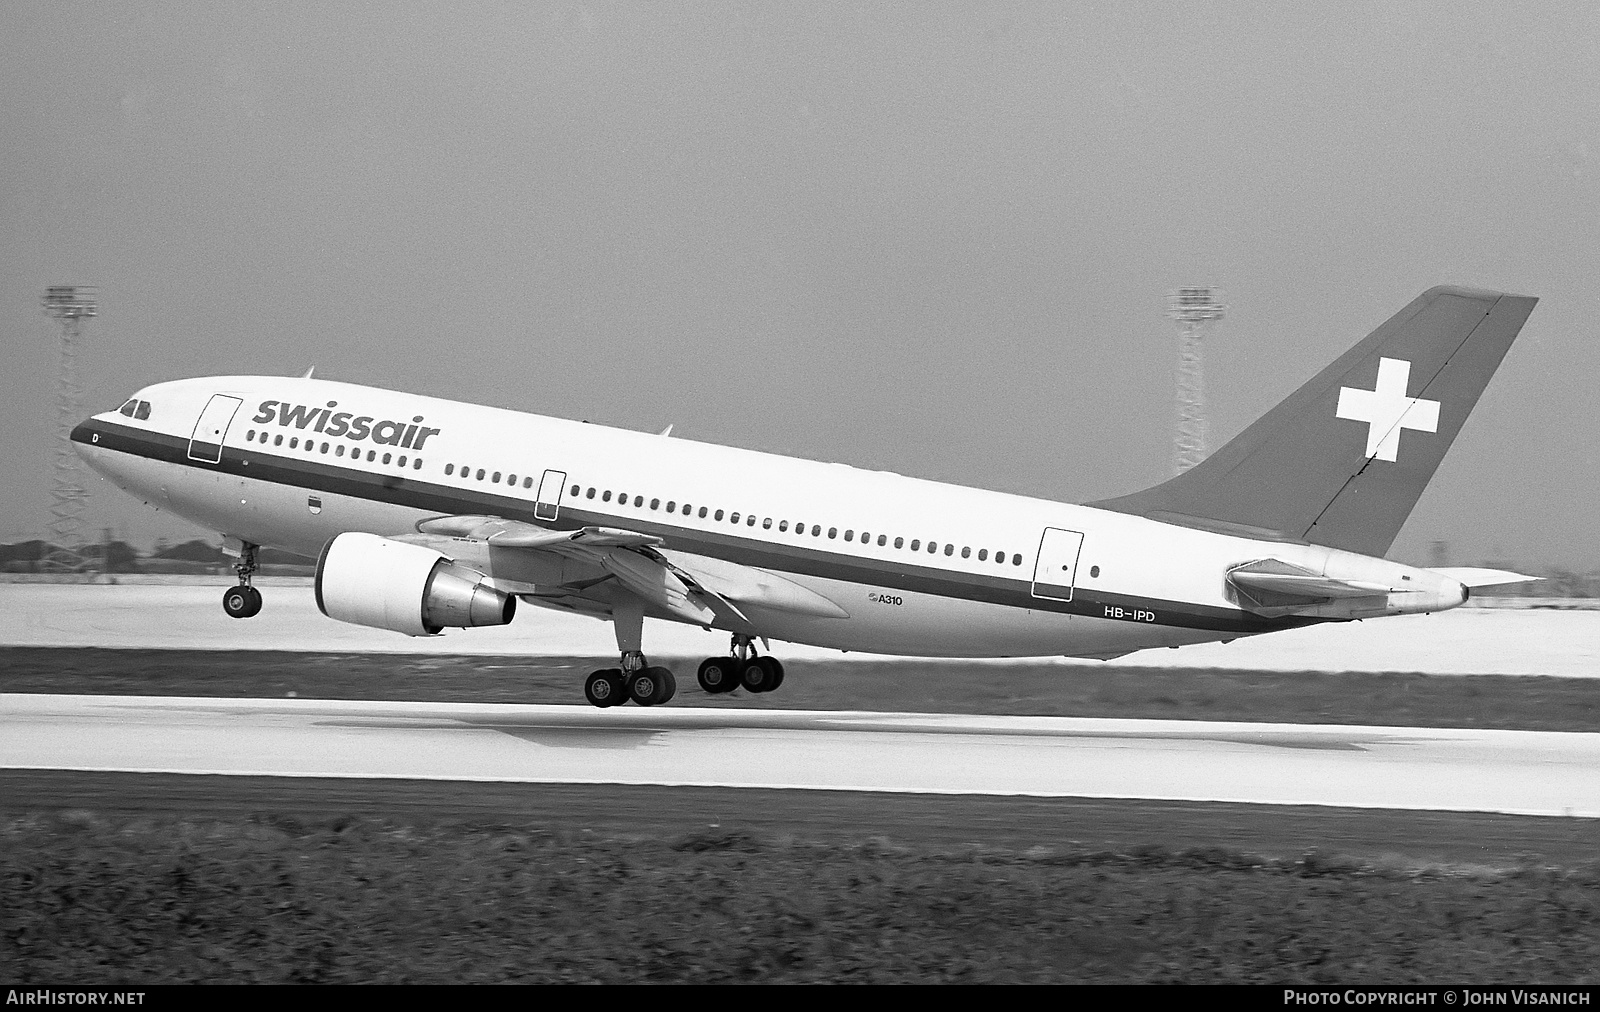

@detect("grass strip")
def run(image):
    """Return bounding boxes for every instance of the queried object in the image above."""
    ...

[4,648,1598,731]
[4,811,1598,984]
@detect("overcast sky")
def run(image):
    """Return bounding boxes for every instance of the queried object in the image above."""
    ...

[3,2,1596,567]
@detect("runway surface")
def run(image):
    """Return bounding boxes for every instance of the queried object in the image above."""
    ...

[6,694,1598,818]
[4,583,1599,675]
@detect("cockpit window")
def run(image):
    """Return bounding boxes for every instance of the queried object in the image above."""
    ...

[119,398,138,417]
[134,401,150,420]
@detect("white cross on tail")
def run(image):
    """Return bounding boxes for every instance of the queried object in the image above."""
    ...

[1335,357,1440,462]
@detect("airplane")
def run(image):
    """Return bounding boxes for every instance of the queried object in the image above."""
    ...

[72,285,1538,708]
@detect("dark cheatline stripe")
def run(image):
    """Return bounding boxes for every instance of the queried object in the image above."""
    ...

[73,419,1299,634]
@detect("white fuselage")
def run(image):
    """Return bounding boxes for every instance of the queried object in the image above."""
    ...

[73,376,1467,658]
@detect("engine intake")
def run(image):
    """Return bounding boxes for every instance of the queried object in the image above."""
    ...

[315,532,516,636]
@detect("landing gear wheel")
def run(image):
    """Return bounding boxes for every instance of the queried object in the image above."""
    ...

[761,656,784,691]
[584,669,626,708]
[222,585,262,619]
[626,666,676,707]
[697,657,740,694]
[740,655,783,693]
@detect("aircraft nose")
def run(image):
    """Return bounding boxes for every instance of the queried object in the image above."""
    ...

[70,418,101,463]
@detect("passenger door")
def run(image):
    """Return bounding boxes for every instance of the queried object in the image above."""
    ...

[187,394,243,464]
[1031,528,1085,602]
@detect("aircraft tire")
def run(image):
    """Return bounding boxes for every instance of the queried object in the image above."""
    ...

[584,669,626,708]
[697,657,739,694]
[740,658,776,693]
[627,666,675,706]
[223,585,258,619]
[762,656,784,691]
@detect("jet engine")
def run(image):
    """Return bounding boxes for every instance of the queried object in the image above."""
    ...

[315,532,516,636]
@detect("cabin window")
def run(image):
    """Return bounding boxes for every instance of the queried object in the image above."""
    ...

[811,525,821,536]
[1012,554,1023,566]
[667,501,677,513]
[413,459,422,469]
[322,443,331,454]
[714,509,724,521]
[398,455,407,466]
[910,540,920,551]
[699,507,708,519]
[747,515,756,526]
[289,437,299,449]
[843,530,853,542]
[827,527,837,539]
[445,463,455,475]
[586,488,596,499]
[731,512,741,524]
[778,521,789,532]
[1090,565,1100,577]
[634,495,644,507]
[523,477,532,488]
[381,453,391,465]
[504,473,514,485]
[894,537,904,549]
[978,549,987,561]
[336,445,346,457]
[763,518,772,529]
[927,542,937,554]
[602,491,612,502]
[570,484,579,496]
[650,498,660,510]
[945,544,954,556]
[877,535,886,547]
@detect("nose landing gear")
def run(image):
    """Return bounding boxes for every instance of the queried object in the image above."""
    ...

[222,541,263,619]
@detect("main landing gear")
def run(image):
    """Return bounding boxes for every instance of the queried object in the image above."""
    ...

[222,541,263,619]
[696,634,785,695]
[580,630,788,708]
[584,651,677,708]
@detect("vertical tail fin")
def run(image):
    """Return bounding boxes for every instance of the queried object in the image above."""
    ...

[1088,286,1538,557]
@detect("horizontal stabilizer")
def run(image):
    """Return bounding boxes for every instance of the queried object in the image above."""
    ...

[1427,567,1542,588]
[1227,559,1392,600]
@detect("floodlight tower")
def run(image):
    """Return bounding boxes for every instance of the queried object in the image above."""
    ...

[1168,286,1225,475]
[40,285,97,572]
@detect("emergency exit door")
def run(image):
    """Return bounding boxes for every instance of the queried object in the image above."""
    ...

[1031,528,1085,602]
[187,394,243,464]
[534,469,566,521]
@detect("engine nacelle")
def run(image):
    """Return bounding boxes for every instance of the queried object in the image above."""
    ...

[315,532,516,636]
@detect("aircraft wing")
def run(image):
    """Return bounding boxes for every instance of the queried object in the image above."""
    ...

[413,515,846,629]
